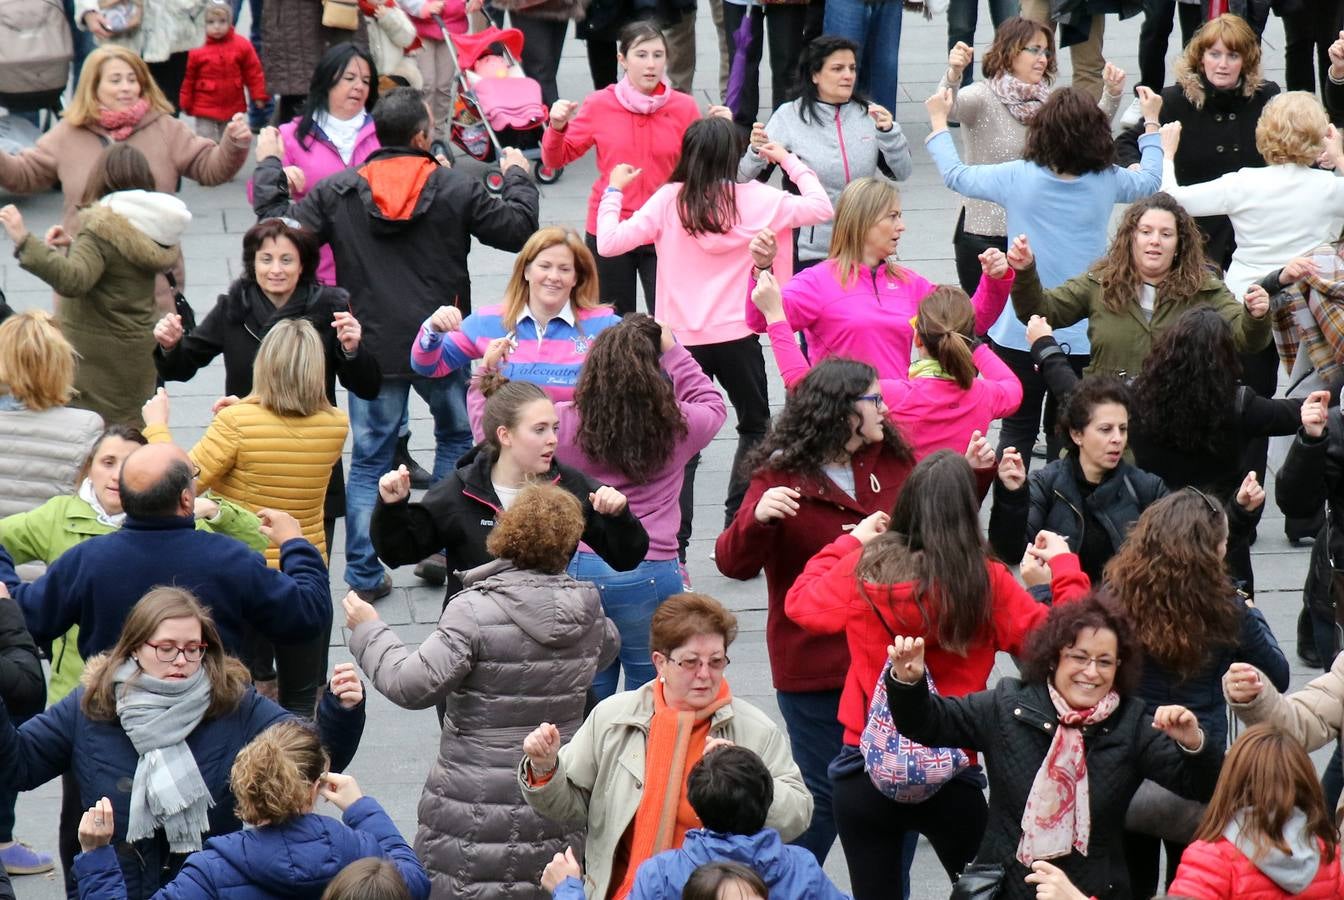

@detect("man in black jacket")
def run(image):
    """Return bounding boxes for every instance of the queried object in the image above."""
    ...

[0,583,44,879]
[252,87,541,602]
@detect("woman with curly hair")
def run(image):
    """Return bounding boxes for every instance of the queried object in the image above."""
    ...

[553,315,725,698]
[715,358,913,862]
[1008,192,1272,381]
[345,484,619,899]
[785,451,1087,896]
[886,594,1223,900]
[1103,491,1288,896]
[71,721,429,900]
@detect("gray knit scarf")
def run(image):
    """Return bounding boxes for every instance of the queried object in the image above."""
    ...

[113,658,215,852]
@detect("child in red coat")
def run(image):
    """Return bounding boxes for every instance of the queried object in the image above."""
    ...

[181,0,269,141]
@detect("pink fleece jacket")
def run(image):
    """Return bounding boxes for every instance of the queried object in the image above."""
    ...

[747,258,1014,381]
[597,153,833,346]
[555,343,727,559]
[540,84,701,235]
[246,116,380,285]
[766,322,1023,459]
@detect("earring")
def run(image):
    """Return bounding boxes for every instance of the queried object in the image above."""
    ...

[659,676,666,683]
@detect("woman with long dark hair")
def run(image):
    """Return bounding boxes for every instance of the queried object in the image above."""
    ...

[596,115,831,547]
[1104,491,1288,896]
[785,451,1087,897]
[555,315,725,698]
[716,356,913,863]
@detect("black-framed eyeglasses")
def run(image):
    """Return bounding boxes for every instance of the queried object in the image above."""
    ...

[1022,44,1055,58]
[668,655,730,672]
[144,641,208,663]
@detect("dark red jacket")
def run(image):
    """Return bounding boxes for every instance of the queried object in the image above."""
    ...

[181,28,269,121]
[714,441,912,693]
[785,535,1089,751]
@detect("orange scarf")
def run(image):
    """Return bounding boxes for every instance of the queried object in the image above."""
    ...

[609,679,733,899]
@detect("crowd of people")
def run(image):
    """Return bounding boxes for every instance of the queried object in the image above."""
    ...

[7,0,1344,898]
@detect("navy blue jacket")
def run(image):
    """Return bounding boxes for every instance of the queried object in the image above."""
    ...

[0,514,332,658]
[72,796,428,900]
[630,829,850,900]
[0,685,364,900]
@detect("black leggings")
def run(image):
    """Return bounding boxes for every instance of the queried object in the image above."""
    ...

[832,767,988,900]
[586,231,656,316]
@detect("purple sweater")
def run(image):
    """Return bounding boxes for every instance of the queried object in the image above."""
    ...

[555,344,726,559]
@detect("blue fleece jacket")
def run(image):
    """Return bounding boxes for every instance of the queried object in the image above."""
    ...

[72,796,429,900]
[0,514,332,658]
[629,829,850,900]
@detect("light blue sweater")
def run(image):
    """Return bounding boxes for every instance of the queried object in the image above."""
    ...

[926,129,1163,353]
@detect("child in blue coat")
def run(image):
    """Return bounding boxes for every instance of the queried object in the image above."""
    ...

[71,721,429,900]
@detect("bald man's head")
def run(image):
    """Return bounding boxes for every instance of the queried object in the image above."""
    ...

[119,444,195,518]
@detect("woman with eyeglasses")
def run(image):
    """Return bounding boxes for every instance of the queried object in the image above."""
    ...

[0,587,365,900]
[519,592,811,900]
[1104,490,1288,896]
[784,450,1087,898]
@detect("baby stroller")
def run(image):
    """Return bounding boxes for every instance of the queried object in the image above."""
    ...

[0,0,72,129]
[435,19,561,192]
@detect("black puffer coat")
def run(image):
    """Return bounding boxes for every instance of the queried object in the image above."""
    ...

[1277,412,1344,631]
[887,675,1223,899]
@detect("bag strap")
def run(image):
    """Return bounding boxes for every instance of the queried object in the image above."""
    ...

[856,579,897,639]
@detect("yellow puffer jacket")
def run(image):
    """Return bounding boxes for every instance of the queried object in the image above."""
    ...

[145,401,348,566]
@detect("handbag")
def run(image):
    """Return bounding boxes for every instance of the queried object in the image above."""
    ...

[856,583,970,802]
[950,863,1004,900]
[163,270,196,336]
[321,0,359,30]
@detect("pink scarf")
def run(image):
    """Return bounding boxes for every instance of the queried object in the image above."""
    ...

[1016,683,1121,866]
[96,98,150,141]
[613,74,673,116]
[988,74,1051,124]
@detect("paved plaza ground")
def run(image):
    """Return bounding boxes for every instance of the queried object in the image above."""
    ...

[1,7,1325,897]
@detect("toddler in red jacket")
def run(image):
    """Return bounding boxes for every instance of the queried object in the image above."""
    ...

[181,0,269,141]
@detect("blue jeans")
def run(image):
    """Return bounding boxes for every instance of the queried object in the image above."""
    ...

[823,0,904,112]
[344,371,472,589]
[569,554,681,700]
[776,689,845,863]
[946,0,1019,86]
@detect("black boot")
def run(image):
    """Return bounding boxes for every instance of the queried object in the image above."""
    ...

[1299,606,1323,669]
[395,433,433,489]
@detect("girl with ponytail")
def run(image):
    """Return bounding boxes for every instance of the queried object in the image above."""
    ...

[73,721,429,899]
[753,278,1022,461]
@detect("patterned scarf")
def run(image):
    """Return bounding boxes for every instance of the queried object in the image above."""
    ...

[114,659,215,852]
[1016,683,1121,866]
[96,98,150,141]
[987,74,1052,124]
[1269,242,1344,385]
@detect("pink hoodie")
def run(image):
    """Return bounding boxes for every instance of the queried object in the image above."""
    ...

[746,258,1014,382]
[596,153,833,346]
[765,321,1023,460]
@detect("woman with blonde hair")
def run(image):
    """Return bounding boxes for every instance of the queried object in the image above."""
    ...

[345,484,618,899]
[72,721,429,900]
[0,587,365,900]
[0,46,249,312]
[0,310,104,519]
[141,318,348,716]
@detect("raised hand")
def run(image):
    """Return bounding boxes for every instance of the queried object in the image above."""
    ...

[588,486,628,515]
[750,228,778,270]
[1301,389,1331,438]
[1280,256,1321,283]
[1235,470,1265,512]
[541,847,582,892]
[257,508,303,546]
[549,99,578,131]
[481,334,515,371]
[332,311,362,352]
[750,270,786,323]
[329,661,364,708]
[754,485,800,524]
[925,87,954,128]
[748,121,769,151]
[998,447,1026,490]
[43,224,71,249]
[757,142,788,166]
[283,165,307,195]
[0,204,28,244]
[318,771,364,811]
[1244,284,1269,319]
[1330,29,1344,81]
[142,387,170,427]
[608,163,642,190]
[77,797,115,852]
[498,147,531,175]
[427,305,463,334]
[154,313,185,350]
[979,247,1009,279]
[1026,314,1053,345]
[1026,529,1071,563]
[255,126,283,161]
[1006,234,1033,271]
[867,102,894,132]
[1019,545,1051,587]
[523,722,562,775]
[1152,704,1203,751]
[343,590,380,628]
[224,113,252,146]
[965,430,996,469]
[1136,85,1163,123]
[705,105,734,121]
[851,510,890,545]
[378,464,412,503]
[887,636,926,683]
[1159,121,1182,158]
[1223,662,1264,704]
[1102,62,1126,98]
[192,496,219,520]
[947,41,973,81]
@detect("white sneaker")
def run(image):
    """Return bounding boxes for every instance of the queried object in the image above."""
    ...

[1118,96,1143,129]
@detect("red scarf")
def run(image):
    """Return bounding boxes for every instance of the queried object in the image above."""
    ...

[96,98,150,141]
[357,0,422,51]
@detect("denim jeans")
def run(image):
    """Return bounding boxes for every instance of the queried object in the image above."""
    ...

[344,371,472,589]
[569,553,682,700]
[946,0,1019,86]
[776,689,845,863]
[824,0,904,112]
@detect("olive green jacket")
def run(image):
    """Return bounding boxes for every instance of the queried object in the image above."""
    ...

[1010,262,1272,378]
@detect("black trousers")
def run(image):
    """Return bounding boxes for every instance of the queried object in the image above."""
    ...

[586,38,618,89]
[147,53,189,115]
[987,340,1089,560]
[832,767,988,900]
[510,13,569,106]
[763,3,821,111]
[586,231,657,316]
[952,209,1007,296]
[1281,0,1344,99]
[1137,0,1202,90]
[677,335,770,556]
